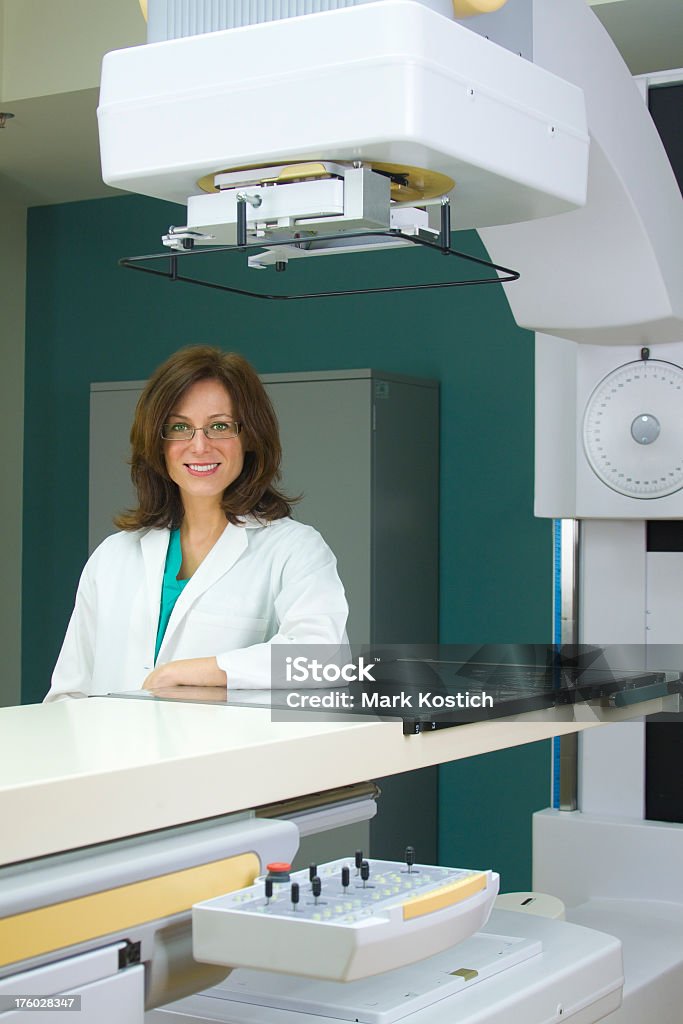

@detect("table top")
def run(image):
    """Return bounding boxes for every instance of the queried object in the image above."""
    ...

[1,678,677,866]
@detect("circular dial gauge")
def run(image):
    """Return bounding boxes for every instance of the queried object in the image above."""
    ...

[582,359,683,499]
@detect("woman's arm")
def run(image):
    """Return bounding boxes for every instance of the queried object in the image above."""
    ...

[142,656,227,691]
[44,562,97,702]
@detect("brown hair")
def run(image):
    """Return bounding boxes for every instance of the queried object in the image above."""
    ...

[115,346,293,530]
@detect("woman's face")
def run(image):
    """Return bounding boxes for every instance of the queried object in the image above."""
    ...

[163,379,245,505]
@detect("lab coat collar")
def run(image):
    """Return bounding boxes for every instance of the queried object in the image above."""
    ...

[236,513,268,529]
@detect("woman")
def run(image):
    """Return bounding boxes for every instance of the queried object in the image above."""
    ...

[45,346,348,700]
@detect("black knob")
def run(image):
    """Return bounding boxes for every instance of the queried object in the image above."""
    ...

[312,876,322,899]
[291,882,300,907]
[309,863,318,882]
[360,860,370,883]
[265,878,273,900]
[355,850,364,870]
[405,846,416,869]
[341,865,350,889]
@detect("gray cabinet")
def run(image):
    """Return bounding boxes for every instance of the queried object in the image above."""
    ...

[90,369,439,858]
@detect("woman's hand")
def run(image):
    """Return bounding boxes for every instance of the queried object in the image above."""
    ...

[142,656,227,691]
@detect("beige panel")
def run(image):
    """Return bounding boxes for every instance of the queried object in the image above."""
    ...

[1,0,145,102]
[0,852,258,968]
[0,193,26,708]
[0,89,121,207]
[0,5,5,98]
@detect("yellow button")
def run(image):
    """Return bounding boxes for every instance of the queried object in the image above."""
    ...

[452,967,479,982]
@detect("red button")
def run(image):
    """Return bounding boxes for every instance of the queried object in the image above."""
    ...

[266,862,292,872]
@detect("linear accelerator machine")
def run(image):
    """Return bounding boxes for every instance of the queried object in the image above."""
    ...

[2,0,683,1022]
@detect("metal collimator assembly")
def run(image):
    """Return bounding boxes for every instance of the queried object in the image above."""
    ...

[184,163,393,245]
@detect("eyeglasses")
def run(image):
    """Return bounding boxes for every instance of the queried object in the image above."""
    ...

[161,421,242,441]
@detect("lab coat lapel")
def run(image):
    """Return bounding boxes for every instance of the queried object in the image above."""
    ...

[159,522,249,651]
[140,528,171,634]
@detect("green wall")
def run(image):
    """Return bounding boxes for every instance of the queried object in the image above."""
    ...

[24,193,552,887]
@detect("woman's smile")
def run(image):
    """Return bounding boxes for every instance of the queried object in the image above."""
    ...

[185,462,220,476]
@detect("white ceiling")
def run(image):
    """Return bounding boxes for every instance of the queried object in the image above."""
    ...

[1,0,682,208]
[0,88,109,206]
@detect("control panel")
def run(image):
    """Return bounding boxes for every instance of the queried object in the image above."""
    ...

[193,849,499,981]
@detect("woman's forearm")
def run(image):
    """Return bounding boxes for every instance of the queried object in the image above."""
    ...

[142,657,227,690]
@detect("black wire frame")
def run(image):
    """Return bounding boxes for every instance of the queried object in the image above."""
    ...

[118,227,520,301]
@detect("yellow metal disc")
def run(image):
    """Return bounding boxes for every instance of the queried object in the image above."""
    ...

[197,162,333,193]
[369,162,455,203]
[197,162,454,203]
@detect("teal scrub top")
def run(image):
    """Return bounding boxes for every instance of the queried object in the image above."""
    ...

[155,529,189,662]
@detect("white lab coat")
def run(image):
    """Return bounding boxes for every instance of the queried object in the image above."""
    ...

[45,516,348,700]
